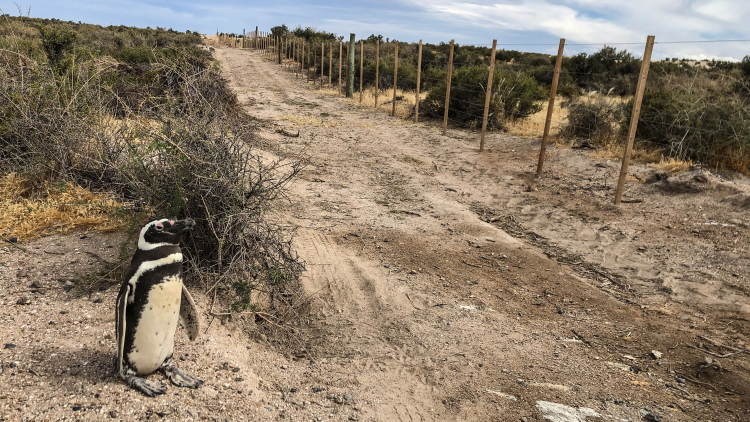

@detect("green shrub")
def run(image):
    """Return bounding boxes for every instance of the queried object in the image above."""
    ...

[421,65,544,130]
[625,74,750,171]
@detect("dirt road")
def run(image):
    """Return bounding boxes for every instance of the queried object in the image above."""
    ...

[1,37,748,421]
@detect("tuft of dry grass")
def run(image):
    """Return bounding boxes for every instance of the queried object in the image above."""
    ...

[0,173,128,241]
[589,143,662,164]
[648,157,694,174]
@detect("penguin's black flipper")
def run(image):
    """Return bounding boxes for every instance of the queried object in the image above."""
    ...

[179,285,200,341]
[161,358,204,389]
[115,284,130,376]
[125,375,167,397]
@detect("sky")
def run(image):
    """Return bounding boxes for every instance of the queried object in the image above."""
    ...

[5,0,750,61]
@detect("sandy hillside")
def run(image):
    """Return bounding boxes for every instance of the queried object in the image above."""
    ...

[0,36,749,422]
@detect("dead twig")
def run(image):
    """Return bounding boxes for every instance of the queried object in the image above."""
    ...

[461,259,482,268]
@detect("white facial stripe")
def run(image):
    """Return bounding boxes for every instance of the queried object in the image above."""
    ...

[138,219,172,250]
[127,253,183,304]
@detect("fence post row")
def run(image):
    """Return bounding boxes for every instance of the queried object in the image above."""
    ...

[375,40,379,108]
[479,40,498,152]
[534,38,565,169]
[392,41,399,116]
[442,39,455,136]
[614,35,656,205]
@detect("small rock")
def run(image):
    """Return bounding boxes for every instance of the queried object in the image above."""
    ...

[643,412,661,421]
[64,281,75,292]
[9,361,18,368]
[8,237,17,243]
[4,343,16,349]
[383,263,390,269]
[109,410,118,418]
[80,235,88,239]
[383,239,389,243]
[557,308,564,314]
[349,415,359,421]
[232,367,240,372]
[93,298,103,304]
[651,350,662,359]
[235,377,244,382]
[312,387,325,393]
[72,405,82,411]
[344,394,353,401]
[408,270,417,275]
[264,406,273,412]
[16,269,27,278]
[290,388,298,393]
[693,174,708,183]
[30,280,43,289]
[16,296,30,305]
[676,377,685,384]
[60,310,68,314]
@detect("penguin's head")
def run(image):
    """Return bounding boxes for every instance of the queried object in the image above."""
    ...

[138,218,195,250]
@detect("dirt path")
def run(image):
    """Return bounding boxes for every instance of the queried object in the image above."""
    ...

[1,38,748,422]
[211,38,750,420]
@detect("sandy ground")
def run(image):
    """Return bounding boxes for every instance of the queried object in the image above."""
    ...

[1,36,749,422]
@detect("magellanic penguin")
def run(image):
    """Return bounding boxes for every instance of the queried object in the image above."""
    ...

[115,218,203,396]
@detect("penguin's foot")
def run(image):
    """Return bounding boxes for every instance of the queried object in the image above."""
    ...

[125,375,166,397]
[162,364,204,389]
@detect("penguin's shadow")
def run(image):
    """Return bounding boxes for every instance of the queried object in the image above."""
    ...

[34,346,121,389]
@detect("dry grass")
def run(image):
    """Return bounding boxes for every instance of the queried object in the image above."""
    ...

[277,114,338,128]
[648,157,693,174]
[506,100,567,138]
[0,173,128,241]
[589,143,662,164]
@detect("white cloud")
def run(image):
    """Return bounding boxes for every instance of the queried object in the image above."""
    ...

[399,0,750,60]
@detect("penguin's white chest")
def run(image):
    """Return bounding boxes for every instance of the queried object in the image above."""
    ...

[128,276,182,375]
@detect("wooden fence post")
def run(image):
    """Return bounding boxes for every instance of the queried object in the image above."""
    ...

[392,41,399,116]
[415,40,423,123]
[375,40,380,108]
[338,41,343,95]
[313,45,317,84]
[615,35,655,205]
[480,40,498,152]
[321,42,325,88]
[301,41,305,79]
[359,40,364,103]
[536,39,566,173]
[348,35,355,98]
[442,39,455,136]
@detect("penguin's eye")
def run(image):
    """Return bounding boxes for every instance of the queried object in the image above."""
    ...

[154,224,164,231]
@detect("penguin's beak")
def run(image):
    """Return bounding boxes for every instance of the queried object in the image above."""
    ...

[165,219,195,234]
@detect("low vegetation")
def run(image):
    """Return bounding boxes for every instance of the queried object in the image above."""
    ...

[0,15,303,318]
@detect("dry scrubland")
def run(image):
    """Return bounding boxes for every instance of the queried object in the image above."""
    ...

[0,18,749,422]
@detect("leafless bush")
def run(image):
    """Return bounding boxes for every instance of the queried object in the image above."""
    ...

[559,95,624,144]
[0,24,304,318]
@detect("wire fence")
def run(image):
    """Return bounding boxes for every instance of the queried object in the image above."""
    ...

[218,29,750,204]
